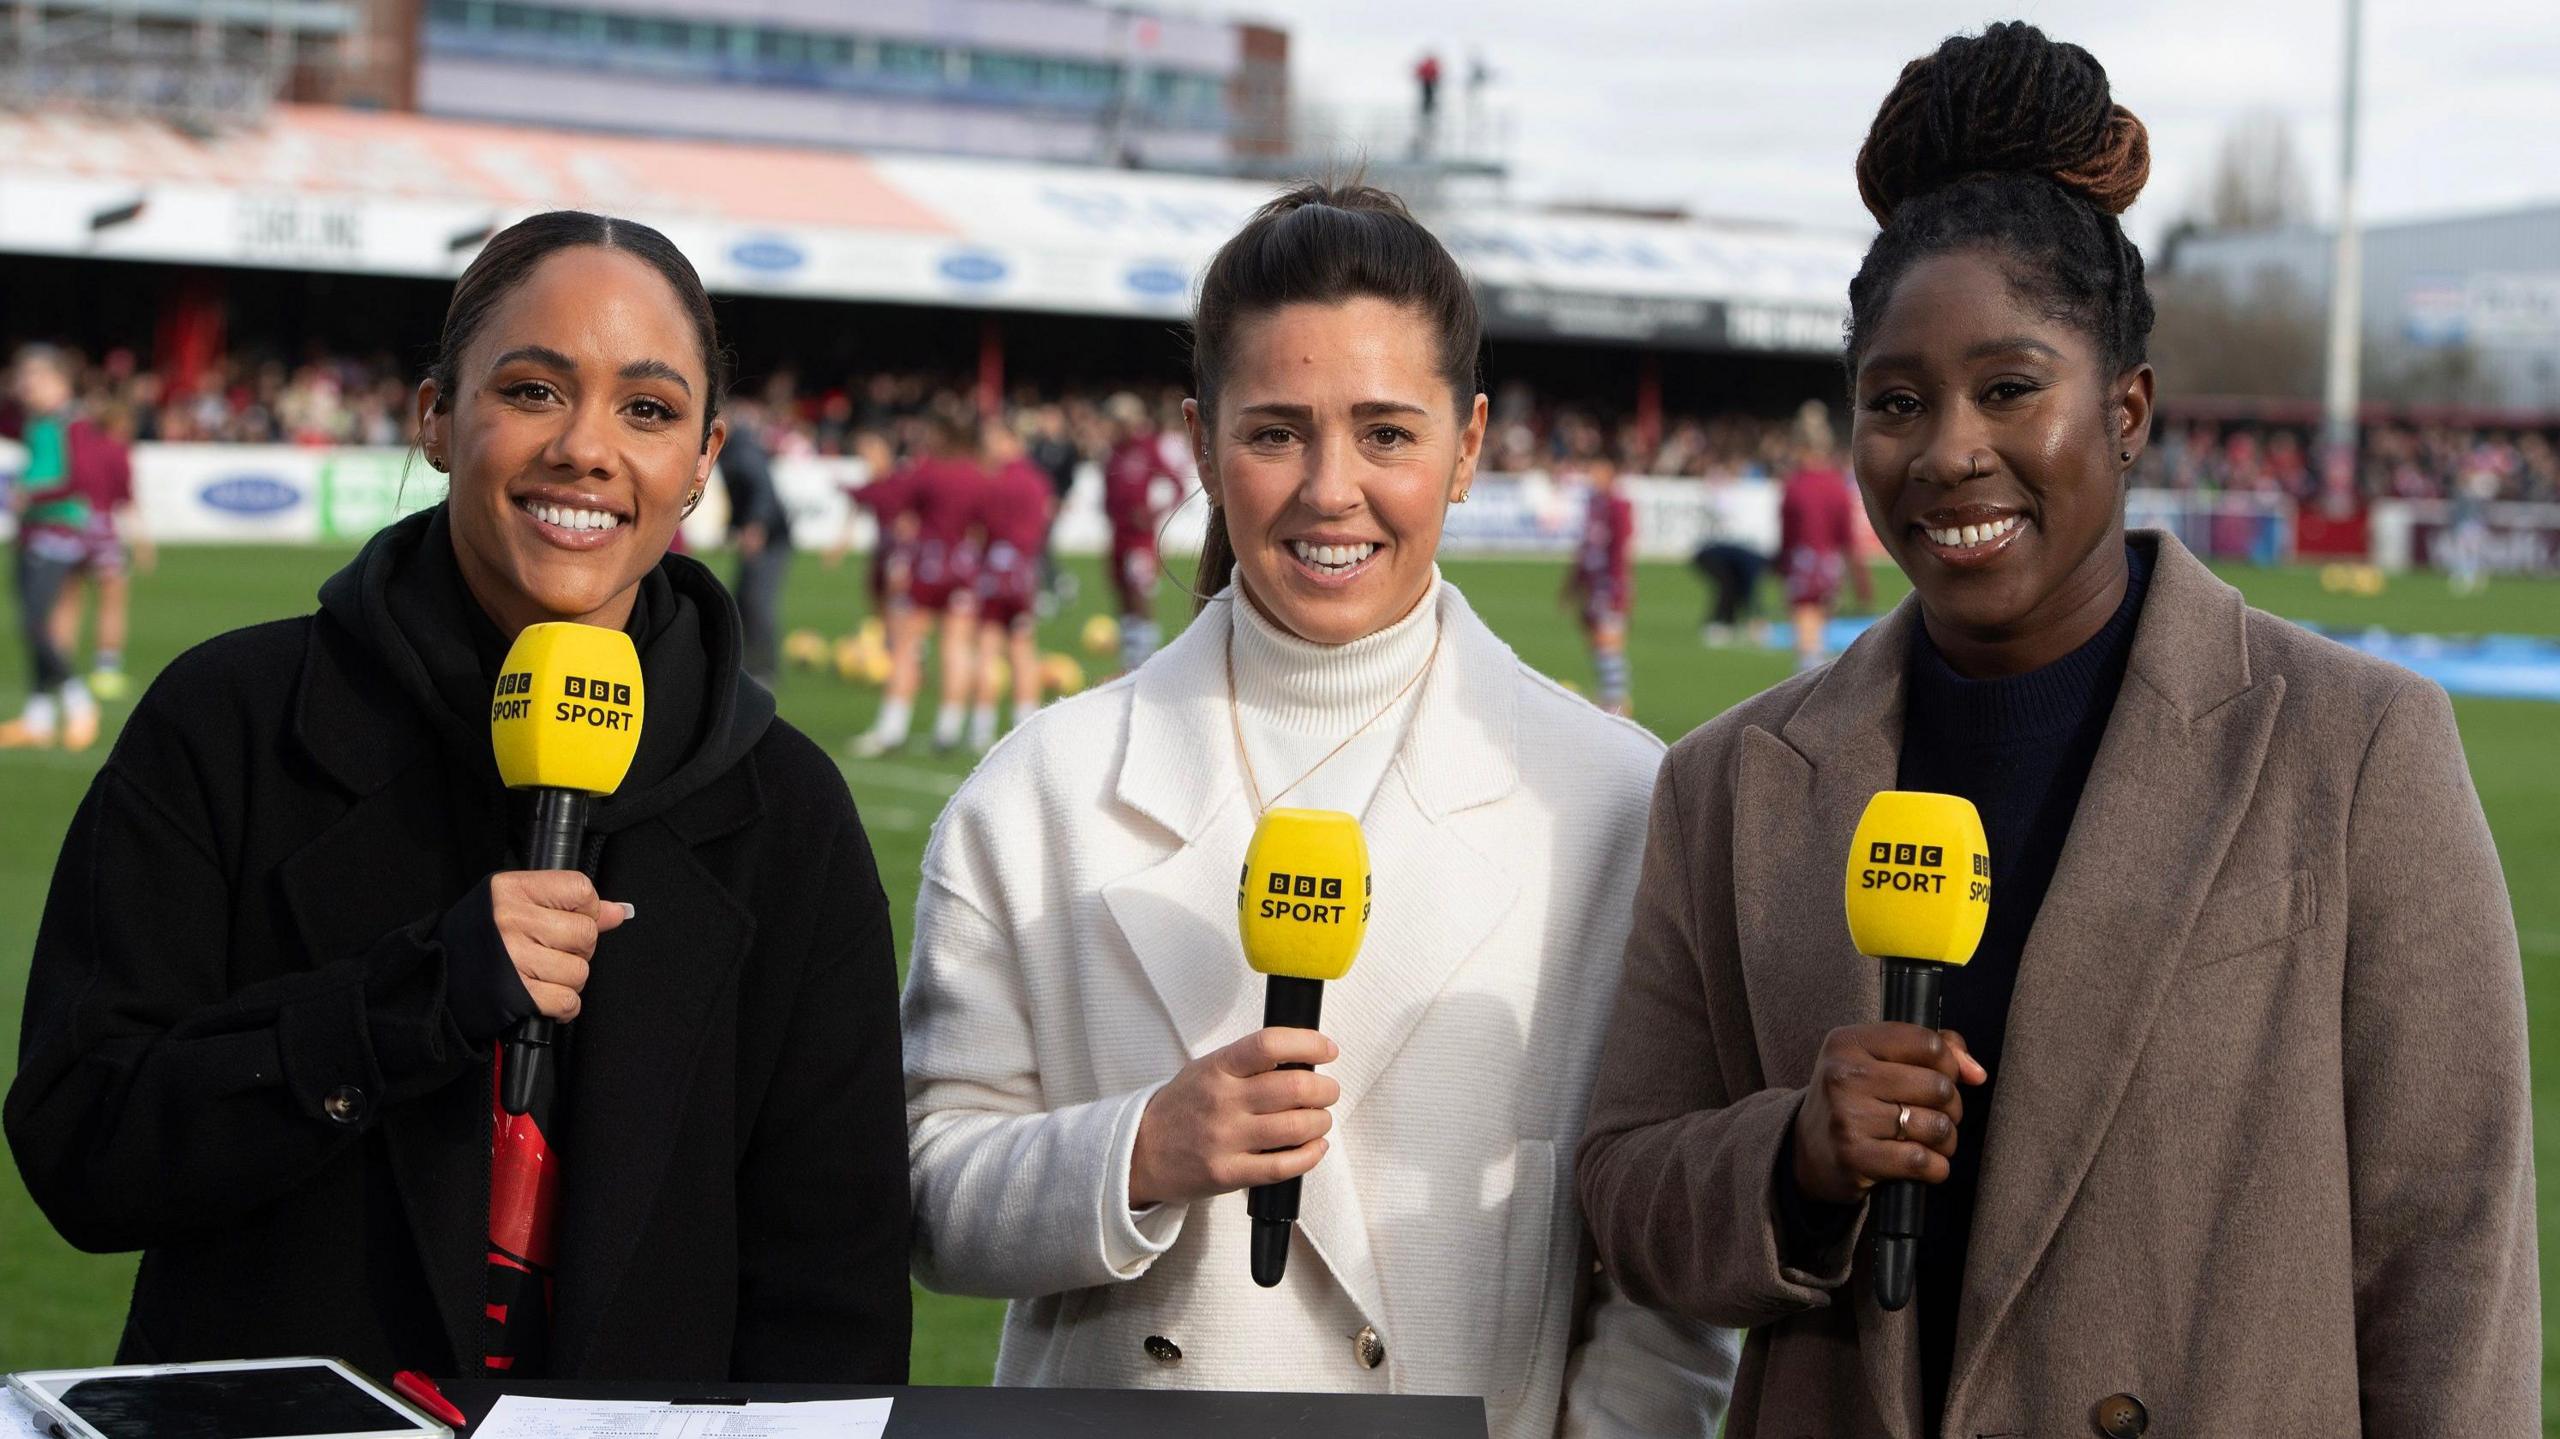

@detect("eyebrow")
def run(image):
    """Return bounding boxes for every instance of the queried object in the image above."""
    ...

[488,346,694,397]
[1233,400,1434,420]
[1859,337,2064,375]
[618,357,693,396]
[1964,336,2064,362]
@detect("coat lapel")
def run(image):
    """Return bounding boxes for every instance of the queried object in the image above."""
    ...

[1098,587,1522,1330]
[1101,603,1265,1059]
[1943,538,2281,1416]
[283,624,494,1371]
[274,771,497,1374]
[1740,600,1928,1436]
[548,771,760,1375]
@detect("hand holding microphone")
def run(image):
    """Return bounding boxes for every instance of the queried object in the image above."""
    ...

[488,869,630,1021]
[488,622,645,1114]
[1128,1027,1340,1208]
[1790,1024,1983,1198]
[1789,792,1991,1312]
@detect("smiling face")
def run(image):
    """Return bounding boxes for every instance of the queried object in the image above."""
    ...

[1850,249,2153,675]
[418,246,724,638]
[1187,296,1486,646]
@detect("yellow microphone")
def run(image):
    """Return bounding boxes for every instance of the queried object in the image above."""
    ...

[1842,791,1989,1313]
[489,622,645,1115]
[1236,807,1370,1288]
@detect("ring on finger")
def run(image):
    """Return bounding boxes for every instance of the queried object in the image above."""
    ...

[1894,1104,1912,1141]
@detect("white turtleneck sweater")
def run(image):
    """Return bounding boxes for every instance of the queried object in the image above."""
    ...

[1222,569,1443,821]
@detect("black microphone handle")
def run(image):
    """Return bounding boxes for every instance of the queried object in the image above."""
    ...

[1246,974,1325,1288]
[502,788,594,1117]
[1873,955,1946,1312]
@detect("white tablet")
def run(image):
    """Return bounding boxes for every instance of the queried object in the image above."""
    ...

[6,1357,448,1439]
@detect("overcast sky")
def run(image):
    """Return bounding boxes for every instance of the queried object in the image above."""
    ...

[1183,0,2560,248]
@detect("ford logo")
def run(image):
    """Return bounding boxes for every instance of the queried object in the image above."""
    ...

[1125,262,1187,297]
[729,235,805,273]
[938,251,1008,285]
[199,475,302,515]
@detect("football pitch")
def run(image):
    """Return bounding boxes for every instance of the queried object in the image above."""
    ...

[2,544,2557,1424]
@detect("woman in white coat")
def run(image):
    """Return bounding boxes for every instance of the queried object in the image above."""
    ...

[902,183,1737,1437]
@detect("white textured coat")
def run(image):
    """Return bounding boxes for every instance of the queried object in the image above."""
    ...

[903,583,1738,1437]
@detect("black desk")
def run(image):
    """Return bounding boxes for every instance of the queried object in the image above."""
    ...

[441,1380,1488,1438]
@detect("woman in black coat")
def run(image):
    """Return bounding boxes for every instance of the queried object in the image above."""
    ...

[4,212,911,1384]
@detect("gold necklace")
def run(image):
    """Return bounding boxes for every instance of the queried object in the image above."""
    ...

[1227,617,1442,816]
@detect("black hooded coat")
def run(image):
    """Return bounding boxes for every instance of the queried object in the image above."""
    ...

[5,507,911,1382]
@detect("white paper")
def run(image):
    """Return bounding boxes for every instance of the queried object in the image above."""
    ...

[470,1394,892,1439]
[0,1390,53,1439]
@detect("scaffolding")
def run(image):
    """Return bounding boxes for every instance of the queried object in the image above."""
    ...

[0,0,368,129]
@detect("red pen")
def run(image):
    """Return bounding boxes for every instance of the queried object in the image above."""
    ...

[392,1371,469,1429]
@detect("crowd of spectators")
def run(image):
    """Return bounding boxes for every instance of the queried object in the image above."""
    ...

[2137,417,2560,505]
[21,342,2560,505]
[10,345,1821,481]
[32,346,414,448]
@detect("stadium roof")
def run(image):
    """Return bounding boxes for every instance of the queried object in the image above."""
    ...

[0,103,1862,356]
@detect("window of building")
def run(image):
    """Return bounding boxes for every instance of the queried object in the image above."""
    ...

[604,14,683,52]
[878,40,942,79]
[972,52,1039,90]
[758,28,810,65]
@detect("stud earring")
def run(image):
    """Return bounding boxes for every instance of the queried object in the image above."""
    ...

[2120,450,2133,463]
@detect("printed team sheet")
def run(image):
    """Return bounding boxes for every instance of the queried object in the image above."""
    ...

[470,1395,893,1439]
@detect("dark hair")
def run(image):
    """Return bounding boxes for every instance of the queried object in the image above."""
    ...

[426,210,727,446]
[1846,22,2155,378]
[1187,181,1482,606]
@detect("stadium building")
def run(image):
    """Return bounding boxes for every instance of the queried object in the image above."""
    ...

[412,0,1289,172]
[2167,204,2560,417]
[0,0,1870,566]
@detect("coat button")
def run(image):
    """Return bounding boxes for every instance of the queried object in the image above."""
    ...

[2090,1393,2148,1438]
[1143,1335,1181,1364]
[1352,1325,1385,1369]
[322,1085,368,1126]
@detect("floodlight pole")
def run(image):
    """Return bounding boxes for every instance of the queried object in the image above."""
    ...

[2320,0,2364,469]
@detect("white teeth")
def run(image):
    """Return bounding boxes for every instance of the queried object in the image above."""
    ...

[522,499,622,532]
[1291,540,1378,570]
[1925,515,2019,548]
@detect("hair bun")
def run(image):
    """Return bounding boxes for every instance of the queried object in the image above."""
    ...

[1855,20,2150,227]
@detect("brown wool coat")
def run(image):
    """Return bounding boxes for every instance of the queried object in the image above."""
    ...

[1575,532,2537,1438]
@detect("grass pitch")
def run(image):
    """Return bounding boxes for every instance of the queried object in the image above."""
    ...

[1,546,2556,1425]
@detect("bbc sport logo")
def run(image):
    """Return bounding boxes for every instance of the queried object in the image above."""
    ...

[563,676,634,706]
[1869,841,1945,868]
[1267,872,1345,901]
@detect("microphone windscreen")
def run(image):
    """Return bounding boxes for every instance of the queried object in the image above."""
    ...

[492,622,646,795]
[1843,791,1990,966]
[1238,807,1371,981]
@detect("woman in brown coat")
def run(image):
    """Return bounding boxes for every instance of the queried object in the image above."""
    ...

[1575,23,2536,1439]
